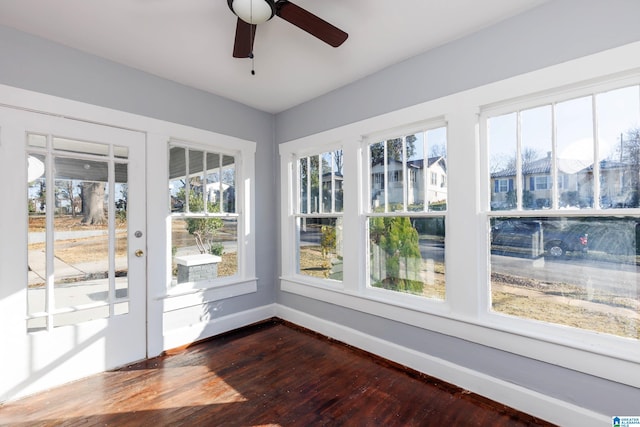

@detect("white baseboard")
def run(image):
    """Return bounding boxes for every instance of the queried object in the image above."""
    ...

[276,304,609,427]
[163,303,277,351]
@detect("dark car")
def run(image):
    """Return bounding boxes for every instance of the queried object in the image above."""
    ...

[491,219,588,258]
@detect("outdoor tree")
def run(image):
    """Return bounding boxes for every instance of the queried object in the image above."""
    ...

[181,188,224,255]
[613,128,640,207]
[81,182,106,225]
[369,216,423,294]
[370,135,417,165]
[429,143,446,159]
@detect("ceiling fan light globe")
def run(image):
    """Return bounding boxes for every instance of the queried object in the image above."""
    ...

[230,0,275,24]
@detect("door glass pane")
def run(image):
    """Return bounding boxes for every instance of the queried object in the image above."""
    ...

[27,153,47,325]
[54,157,110,316]
[53,137,109,156]
[27,135,131,330]
[28,133,46,148]
[115,163,129,301]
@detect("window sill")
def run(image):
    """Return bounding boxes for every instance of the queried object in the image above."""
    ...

[159,277,258,312]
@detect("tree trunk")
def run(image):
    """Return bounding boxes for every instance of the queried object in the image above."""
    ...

[81,182,106,225]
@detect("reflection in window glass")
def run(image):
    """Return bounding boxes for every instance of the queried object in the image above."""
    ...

[489,85,640,211]
[370,128,447,213]
[489,113,517,211]
[296,150,344,283]
[556,96,594,208]
[367,126,447,300]
[27,136,130,331]
[490,216,639,340]
[297,217,342,280]
[597,85,640,209]
[171,217,238,284]
[369,216,445,300]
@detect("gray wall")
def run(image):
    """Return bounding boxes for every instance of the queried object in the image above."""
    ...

[0,24,278,308]
[276,0,640,143]
[275,0,640,417]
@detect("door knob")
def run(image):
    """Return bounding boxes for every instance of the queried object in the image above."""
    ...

[135,249,144,257]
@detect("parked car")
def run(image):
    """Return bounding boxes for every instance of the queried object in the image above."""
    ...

[491,219,588,258]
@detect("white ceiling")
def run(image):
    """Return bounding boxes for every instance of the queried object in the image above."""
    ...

[0,0,547,114]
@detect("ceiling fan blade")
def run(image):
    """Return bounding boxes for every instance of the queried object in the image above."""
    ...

[275,0,348,47]
[233,18,256,58]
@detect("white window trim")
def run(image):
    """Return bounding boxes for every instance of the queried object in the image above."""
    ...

[161,131,257,300]
[280,41,640,388]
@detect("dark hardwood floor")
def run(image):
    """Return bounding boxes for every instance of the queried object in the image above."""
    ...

[0,319,555,426]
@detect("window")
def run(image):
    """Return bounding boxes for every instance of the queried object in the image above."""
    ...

[280,46,640,389]
[367,126,447,300]
[533,175,551,191]
[486,83,640,340]
[495,179,510,193]
[295,150,343,281]
[169,144,238,286]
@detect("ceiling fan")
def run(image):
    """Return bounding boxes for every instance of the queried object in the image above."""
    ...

[227,0,348,58]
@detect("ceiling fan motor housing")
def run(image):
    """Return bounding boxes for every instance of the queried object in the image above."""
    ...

[228,0,276,25]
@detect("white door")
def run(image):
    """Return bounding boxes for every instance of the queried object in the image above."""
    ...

[0,106,146,402]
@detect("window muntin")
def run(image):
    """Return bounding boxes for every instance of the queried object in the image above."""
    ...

[486,83,640,340]
[296,150,343,282]
[169,144,238,286]
[367,126,447,299]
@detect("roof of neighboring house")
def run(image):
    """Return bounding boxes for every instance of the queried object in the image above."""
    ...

[492,156,550,178]
[373,156,447,172]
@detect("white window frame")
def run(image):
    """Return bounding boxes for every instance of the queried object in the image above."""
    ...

[280,42,640,389]
[164,135,257,303]
[363,122,448,306]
